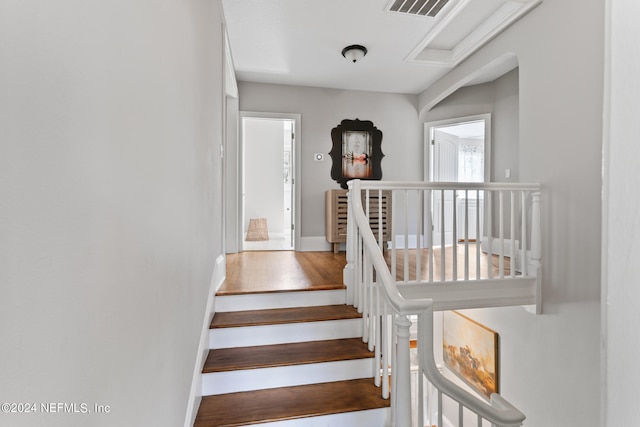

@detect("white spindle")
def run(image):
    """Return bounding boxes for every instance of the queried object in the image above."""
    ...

[452,189,458,281]
[486,190,493,279]
[476,189,481,280]
[391,190,397,281]
[417,189,423,282]
[357,234,363,311]
[404,190,410,282]
[378,190,383,250]
[374,277,381,386]
[427,189,434,282]
[382,303,390,399]
[531,191,542,314]
[499,190,505,278]
[464,190,470,281]
[438,390,443,427]
[521,191,528,276]
[395,315,413,427]
[510,191,516,278]
[391,314,397,424]
[363,251,370,344]
[440,189,445,281]
[367,256,375,351]
[531,191,541,266]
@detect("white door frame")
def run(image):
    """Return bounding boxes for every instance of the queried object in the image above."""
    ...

[238,111,301,251]
[423,113,492,183]
[423,114,491,247]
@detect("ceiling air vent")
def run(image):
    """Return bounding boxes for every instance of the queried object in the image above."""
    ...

[386,0,451,17]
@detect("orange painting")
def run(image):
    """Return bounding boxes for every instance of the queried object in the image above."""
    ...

[443,311,498,400]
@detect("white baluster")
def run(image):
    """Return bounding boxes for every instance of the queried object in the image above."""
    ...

[345,184,355,304]
[510,190,516,278]
[464,189,469,281]
[521,191,528,277]
[531,191,542,314]
[395,315,413,427]
[404,190,409,282]
[499,190,505,278]
[452,189,458,281]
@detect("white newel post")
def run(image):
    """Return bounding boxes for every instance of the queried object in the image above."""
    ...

[394,314,413,427]
[344,181,357,305]
[531,191,542,314]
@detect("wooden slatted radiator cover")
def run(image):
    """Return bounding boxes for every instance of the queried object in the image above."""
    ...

[325,189,392,253]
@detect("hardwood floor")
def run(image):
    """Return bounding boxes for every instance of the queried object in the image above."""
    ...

[219,247,510,296]
[385,245,511,281]
[218,251,347,295]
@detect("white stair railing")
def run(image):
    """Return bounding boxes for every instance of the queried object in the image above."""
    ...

[345,179,536,427]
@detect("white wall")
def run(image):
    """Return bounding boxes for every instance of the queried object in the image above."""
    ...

[603,0,640,425]
[0,1,225,426]
[422,69,519,183]
[237,82,421,248]
[420,0,603,425]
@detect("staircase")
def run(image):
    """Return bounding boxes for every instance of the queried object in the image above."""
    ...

[194,288,390,427]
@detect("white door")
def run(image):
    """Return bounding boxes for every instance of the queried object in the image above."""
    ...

[431,130,458,246]
[425,115,489,248]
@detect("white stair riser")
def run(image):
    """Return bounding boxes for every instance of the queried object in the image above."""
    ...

[202,358,375,395]
[214,290,346,312]
[210,319,362,349]
[244,407,389,427]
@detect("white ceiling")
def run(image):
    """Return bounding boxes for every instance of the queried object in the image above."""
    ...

[222,0,540,95]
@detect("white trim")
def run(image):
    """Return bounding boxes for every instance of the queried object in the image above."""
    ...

[424,113,492,184]
[183,254,226,427]
[239,111,302,252]
[210,319,362,349]
[406,0,541,68]
[215,289,346,312]
[202,358,374,395]
[249,408,389,427]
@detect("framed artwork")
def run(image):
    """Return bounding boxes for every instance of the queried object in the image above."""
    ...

[329,119,383,189]
[443,311,499,400]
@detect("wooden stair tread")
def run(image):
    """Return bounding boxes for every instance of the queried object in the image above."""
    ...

[210,305,361,329]
[194,378,389,427]
[203,338,373,373]
[216,284,346,296]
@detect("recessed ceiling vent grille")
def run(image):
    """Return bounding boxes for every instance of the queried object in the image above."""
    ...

[386,0,451,17]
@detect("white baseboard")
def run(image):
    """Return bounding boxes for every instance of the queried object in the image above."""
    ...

[390,234,422,249]
[184,254,226,427]
[299,236,332,252]
[481,236,519,257]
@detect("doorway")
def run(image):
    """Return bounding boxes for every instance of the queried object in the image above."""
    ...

[424,114,491,246]
[241,113,299,251]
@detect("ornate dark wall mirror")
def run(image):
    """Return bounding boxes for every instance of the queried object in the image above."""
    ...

[329,119,384,189]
